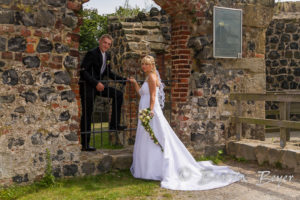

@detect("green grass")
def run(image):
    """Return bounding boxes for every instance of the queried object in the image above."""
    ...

[234,157,247,163]
[0,170,162,200]
[89,123,123,149]
[275,161,283,169]
[196,150,225,165]
[89,132,123,149]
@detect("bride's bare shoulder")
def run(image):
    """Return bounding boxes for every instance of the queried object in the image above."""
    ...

[147,73,157,82]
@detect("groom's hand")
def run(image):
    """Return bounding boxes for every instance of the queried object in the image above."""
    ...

[96,82,105,91]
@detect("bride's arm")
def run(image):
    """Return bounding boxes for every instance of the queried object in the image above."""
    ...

[148,73,157,111]
[129,77,140,95]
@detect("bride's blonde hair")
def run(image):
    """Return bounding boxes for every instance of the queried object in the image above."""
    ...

[141,55,156,74]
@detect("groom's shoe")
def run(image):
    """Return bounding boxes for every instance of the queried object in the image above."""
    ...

[81,146,96,151]
[109,125,127,131]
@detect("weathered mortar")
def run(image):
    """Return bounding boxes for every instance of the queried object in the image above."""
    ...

[266,2,300,92]
[0,0,83,185]
[265,2,300,121]
[0,0,278,185]
[107,7,172,145]
[150,0,274,157]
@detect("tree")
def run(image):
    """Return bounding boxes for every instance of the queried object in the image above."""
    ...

[79,1,142,51]
[79,8,108,51]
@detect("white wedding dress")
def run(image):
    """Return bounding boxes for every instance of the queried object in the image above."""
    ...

[130,81,243,191]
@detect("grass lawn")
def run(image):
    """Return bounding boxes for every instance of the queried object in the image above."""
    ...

[0,170,174,200]
[89,123,123,149]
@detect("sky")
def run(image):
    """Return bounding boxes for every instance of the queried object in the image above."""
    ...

[83,0,300,15]
[83,0,160,15]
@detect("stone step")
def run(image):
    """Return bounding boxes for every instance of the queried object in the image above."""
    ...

[226,139,300,173]
[78,147,133,176]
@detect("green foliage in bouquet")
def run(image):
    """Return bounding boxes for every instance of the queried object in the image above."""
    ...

[139,108,163,152]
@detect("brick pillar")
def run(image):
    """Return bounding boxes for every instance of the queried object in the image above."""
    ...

[170,19,191,137]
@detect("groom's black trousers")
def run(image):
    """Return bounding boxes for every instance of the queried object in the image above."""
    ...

[80,84,123,149]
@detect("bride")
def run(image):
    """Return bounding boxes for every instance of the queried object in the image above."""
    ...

[128,55,243,191]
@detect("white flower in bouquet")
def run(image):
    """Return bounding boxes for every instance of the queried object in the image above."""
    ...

[138,108,163,152]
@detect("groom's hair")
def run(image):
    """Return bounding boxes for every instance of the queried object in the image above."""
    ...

[99,34,113,42]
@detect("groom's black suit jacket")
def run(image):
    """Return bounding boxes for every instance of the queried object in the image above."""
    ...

[79,47,125,90]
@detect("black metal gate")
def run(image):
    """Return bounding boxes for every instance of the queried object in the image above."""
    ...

[79,67,174,150]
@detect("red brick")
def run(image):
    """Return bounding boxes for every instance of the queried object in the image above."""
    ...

[49,62,62,69]
[21,28,31,37]
[57,86,65,90]
[73,26,80,33]
[67,33,80,42]
[178,74,190,78]
[59,126,68,132]
[26,37,37,43]
[55,19,63,29]
[178,50,190,54]
[70,42,79,49]
[2,52,13,59]
[178,69,190,73]
[52,103,59,109]
[15,53,22,61]
[172,97,180,102]
[71,115,80,122]
[255,53,264,58]
[0,127,10,135]
[196,11,204,17]
[180,93,188,97]
[174,88,188,92]
[183,116,189,121]
[179,31,190,35]
[173,60,188,65]
[178,83,188,87]
[1,25,14,34]
[180,97,187,102]
[69,123,79,131]
[34,30,42,37]
[52,55,63,63]
[179,78,189,83]
[53,35,62,42]
[177,65,190,69]
[26,44,35,53]
[40,54,50,62]
[70,50,79,57]
[194,89,203,96]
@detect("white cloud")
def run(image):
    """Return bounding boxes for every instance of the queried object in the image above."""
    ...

[83,0,160,15]
[83,0,299,15]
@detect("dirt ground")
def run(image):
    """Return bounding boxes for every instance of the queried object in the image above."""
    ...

[152,158,300,200]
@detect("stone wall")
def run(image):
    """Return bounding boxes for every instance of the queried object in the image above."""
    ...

[0,0,276,186]
[266,2,300,91]
[265,2,300,120]
[107,7,172,145]
[0,0,84,185]
[152,0,274,157]
[107,1,274,157]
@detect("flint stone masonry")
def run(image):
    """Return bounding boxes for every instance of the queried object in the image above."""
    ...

[265,2,300,121]
[266,17,300,91]
[0,0,83,186]
[0,0,292,186]
[107,0,273,160]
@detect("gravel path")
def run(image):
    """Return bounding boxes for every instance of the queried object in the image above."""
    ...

[151,159,300,200]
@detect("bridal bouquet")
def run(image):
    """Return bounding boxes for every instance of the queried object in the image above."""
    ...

[139,108,164,152]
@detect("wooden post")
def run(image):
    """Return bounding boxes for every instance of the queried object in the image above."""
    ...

[236,100,242,140]
[279,102,287,148]
[286,102,291,141]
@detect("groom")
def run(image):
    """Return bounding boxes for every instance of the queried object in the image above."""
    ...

[79,34,127,151]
